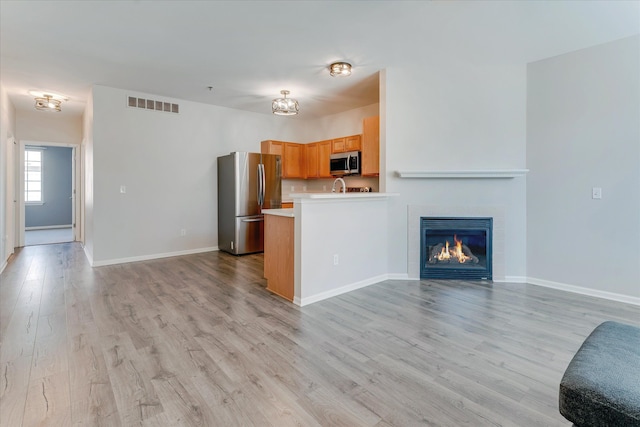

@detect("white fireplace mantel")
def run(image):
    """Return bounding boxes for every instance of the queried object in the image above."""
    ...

[397,169,529,179]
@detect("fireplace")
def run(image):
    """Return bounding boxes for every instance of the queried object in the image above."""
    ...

[420,217,493,280]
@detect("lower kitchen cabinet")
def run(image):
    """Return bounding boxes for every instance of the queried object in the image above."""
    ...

[264,214,294,301]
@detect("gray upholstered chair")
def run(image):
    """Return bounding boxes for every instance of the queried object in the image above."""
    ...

[559,321,640,426]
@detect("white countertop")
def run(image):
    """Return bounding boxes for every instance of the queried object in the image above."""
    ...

[262,208,295,217]
[289,192,396,200]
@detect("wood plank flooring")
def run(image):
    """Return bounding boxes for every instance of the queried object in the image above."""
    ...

[1,243,639,426]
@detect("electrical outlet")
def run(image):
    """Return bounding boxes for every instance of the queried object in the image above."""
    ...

[303,185,307,191]
[180,229,186,236]
[290,185,295,192]
[333,254,339,265]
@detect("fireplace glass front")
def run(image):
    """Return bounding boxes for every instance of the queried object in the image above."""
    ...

[420,217,492,280]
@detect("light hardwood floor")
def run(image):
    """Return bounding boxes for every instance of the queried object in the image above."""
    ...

[1,243,639,426]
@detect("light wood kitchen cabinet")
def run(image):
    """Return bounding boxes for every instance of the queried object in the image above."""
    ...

[261,140,306,179]
[305,142,319,178]
[345,135,362,152]
[306,140,332,178]
[264,214,294,302]
[331,137,345,153]
[331,135,361,153]
[361,116,380,176]
[318,140,332,178]
[283,143,305,178]
[261,140,284,157]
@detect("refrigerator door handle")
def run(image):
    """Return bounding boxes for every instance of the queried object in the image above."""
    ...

[241,217,264,223]
[257,164,263,206]
[260,163,266,207]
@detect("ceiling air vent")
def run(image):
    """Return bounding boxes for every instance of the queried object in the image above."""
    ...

[127,96,179,114]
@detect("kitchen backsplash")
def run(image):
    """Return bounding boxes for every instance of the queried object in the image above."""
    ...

[282,176,379,200]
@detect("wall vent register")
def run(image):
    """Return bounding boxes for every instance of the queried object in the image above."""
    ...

[127,96,179,113]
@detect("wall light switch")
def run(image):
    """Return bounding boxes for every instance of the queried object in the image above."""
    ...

[592,187,602,199]
[120,185,126,194]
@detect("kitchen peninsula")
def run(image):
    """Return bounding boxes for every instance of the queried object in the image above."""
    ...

[263,192,395,306]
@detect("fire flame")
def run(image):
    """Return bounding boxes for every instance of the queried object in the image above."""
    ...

[436,235,472,263]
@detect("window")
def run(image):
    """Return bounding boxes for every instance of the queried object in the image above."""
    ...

[25,149,43,203]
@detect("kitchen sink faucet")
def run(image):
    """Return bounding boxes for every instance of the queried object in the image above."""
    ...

[331,177,346,193]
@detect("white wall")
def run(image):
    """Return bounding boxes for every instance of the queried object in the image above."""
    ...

[383,62,528,279]
[295,196,389,305]
[90,85,366,264]
[527,35,640,300]
[0,83,17,272]
[82,90,94,261]
[16,109,82,144]
[293,103,379,142]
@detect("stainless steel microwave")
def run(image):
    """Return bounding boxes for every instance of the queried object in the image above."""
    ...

[330,151,361,176]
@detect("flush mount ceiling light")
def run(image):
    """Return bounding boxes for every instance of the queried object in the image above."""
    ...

[29,90,67,112]
[35,95,62,112]
[329,61,352,77]
[272,90,299,116]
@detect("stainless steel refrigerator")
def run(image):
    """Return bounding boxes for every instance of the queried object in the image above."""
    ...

[217,152,282,255]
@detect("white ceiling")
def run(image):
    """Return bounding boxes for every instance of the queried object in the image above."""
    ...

[1,1,638,119]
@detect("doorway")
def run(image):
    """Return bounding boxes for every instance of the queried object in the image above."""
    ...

[19,141,78,246]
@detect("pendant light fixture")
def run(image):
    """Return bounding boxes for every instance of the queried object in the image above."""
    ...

[272,90,299,116]
[329,62,352,77]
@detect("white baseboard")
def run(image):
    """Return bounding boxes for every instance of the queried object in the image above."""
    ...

[387,273,414,281]
[494,276,528,283]
[0,259,7,275]
[296,274,388,307]
[90,246,219,267]
[382,273,638,306]
[83,245,94,266]
[528,276,640,307]
[25,224,72,230]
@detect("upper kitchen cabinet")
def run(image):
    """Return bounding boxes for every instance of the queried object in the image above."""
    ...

[305,142,319,178]
[331,135,361,153]
[306,140,332,179]
[284,143,305,178]
[361,116,380,176]
[261,140,284,157]
[318,140,332,178]
[262,140,306,179]
[346,135,362,152]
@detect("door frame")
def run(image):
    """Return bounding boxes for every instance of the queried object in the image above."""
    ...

[18,140,80,247]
